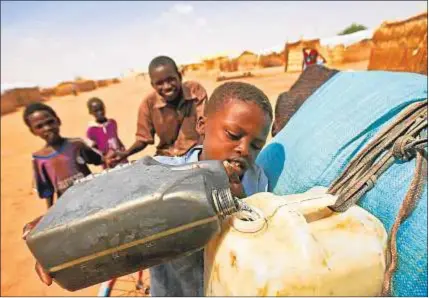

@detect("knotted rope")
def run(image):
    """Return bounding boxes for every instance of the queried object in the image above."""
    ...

[327,100,428,296]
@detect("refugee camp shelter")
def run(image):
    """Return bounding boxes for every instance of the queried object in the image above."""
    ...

[368,12,428,75]
[1,86,42,115]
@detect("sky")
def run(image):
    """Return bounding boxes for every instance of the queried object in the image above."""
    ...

[1,1,427,89]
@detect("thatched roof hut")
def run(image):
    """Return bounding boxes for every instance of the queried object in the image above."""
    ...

[202,56,229,71]
[285,31,375,71]
[75,80,97,93]
[368,12,427,74]
[96,79,110,88]
[219,59,238,72]
[54,82,77,97]
[40,87,56,98]
[342,39,374,63]
[258,52,285,68]
[183,63,205,72]
[200,54,241,72]
[1,96,17,115]
[236,51,258,71]
[1,87,42,116]
[284,39,321,72]
[96,78,120,88]
[54,79,97,96]
[323,44,345,65]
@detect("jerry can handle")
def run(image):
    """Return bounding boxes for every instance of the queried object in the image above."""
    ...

[140,156,225,174]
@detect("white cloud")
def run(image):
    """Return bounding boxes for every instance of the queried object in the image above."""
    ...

[196,17,207,27]
[173,3,193,15]
[2,1,426,88]
[155,3,194,25]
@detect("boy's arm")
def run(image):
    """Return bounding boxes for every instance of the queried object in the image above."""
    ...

[86,128,97,149]
[111,119,127,151]
[118,138,126,151]
[119,140,148,158]
[113,99,154,164]
[32,159,55,210]
[79,141,104,166]
[134,98,155,151]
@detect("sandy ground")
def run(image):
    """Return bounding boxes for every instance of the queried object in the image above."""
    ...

[0,61,368,296]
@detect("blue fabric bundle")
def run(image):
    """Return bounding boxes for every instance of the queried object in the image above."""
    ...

[257,70,428,296]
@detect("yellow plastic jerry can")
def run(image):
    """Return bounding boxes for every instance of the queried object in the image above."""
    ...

[204,187,387,296]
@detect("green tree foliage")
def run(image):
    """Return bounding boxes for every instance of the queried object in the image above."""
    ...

[338,23,368,36]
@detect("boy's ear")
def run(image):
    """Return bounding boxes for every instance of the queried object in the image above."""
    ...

[196,116,206,138]
[56,117,62,126]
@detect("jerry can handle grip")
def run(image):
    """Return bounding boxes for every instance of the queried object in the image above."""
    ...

[140,156,224,174]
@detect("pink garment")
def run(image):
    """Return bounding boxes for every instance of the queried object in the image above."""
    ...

[86,119,128,167]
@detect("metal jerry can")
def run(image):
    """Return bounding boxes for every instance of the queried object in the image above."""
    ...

[26,156,239,291]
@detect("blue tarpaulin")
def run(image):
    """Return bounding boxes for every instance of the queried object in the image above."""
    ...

[257,70,428,296]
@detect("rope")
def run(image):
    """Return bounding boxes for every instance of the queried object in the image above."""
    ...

[328,100,427,211]
[326,99,428,295]
[328,100,426,195]
[381,149,427,296]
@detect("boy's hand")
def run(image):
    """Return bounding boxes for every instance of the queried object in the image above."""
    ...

[104,150,118,168]
[35,261,53,286]
[22,217,53,286]
[223,161,246,199]
[109,151,128,167]
[105,151,126,168]
[22,216,43,240]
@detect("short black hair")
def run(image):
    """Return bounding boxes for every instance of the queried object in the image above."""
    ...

[87,97,104,110]
[205,81,273,120]
[23,102,59,127]
[148,56,180,76]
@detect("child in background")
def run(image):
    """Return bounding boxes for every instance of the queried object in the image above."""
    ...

[109,56,207,166]
[302,48,327,71]
[25,102,105,208]
[22,102,105,284]
[86,97,128,167]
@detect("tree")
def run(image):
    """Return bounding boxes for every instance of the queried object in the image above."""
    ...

[338,23,368,36]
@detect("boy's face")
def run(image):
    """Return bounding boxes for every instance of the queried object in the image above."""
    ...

[198,99,271,179]
[150,65,182,102]
[89,101,106,122]
[27,111,62,145]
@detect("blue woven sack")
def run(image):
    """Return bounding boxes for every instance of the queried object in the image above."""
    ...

[257,70,428,296]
